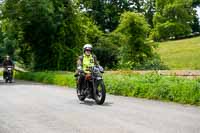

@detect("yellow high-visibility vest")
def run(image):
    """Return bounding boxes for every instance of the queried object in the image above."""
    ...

[83,54,95,73]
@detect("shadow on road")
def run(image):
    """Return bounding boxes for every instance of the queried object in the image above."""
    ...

[0,76,42,86]
[80,100,114,107]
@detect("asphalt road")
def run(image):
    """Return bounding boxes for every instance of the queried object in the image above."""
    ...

[0,77,200,133]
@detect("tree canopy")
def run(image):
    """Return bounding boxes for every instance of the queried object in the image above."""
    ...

[0,0,199,70]
[151,0,194,41]
[0,0,101,70]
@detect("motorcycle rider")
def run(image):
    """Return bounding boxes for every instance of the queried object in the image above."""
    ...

[3,55,14,80]
[75,44,98,96]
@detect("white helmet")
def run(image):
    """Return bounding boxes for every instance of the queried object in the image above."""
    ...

[83,44,92,51]
[5,55,10,59]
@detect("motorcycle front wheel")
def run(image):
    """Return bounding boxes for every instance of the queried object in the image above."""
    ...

[94,80,106,105]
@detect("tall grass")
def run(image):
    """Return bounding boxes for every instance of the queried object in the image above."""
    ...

[104,72,200,105]
[157,36,200,69]
[15,71,200,105]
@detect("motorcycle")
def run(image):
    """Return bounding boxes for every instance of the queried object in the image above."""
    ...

[4,65,14,83]
[76,66,106,105]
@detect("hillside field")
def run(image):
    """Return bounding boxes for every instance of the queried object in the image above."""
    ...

[157,36,200,70]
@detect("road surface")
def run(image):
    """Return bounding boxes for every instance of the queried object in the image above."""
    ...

[0,77,200,133]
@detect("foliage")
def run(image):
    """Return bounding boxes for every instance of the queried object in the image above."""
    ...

[1,0,199,71]
[151,0,194,41]
[79,0,129,32]
[1,0,102,71]
[143,0,156,28]
[15,71,200,105]
[190,13,200,33]
[193,0,200,7]
[0,18,19,61]
[132,53,169,70]
[93,46,118,69]
[105,72,200,105]
[79,0,156,32]
[92,33,121,69]
[114,12,154,69]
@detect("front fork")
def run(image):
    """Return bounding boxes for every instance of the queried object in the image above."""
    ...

[92,79,98,98]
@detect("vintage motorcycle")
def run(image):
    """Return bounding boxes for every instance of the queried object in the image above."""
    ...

[4,65,14,83]
[76,66,106,105]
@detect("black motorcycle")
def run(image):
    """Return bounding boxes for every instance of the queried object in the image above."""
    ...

[4,65,14,83]
[76,66,106,105]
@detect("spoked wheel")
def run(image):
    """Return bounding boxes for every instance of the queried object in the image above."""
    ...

[77,88,86,101]
[94,80,106,105]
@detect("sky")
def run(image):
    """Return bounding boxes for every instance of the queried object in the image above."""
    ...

[196,7,200,20]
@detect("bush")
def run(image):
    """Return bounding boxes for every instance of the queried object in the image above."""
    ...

[93,37,119,69]
[132,54,169,70]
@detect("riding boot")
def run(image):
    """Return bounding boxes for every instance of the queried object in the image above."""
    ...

[78,75,85,95]
[77,78,82,95]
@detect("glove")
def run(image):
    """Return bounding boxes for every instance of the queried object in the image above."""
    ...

[77,66,82,70]
[99,66,104,73]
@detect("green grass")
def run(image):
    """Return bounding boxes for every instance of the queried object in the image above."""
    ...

[15,71,75,88]
[105,72,200,105]
[157,36,200,69]
[15,71,200,105]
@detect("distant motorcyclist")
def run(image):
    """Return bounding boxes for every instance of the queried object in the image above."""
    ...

[75,44,98,95]
[3,55,14,80]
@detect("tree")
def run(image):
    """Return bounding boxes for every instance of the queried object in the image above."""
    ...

[79,0,156,31]
[191,1,200,33]
[193,0,200,7]
[143,0,156,28]
[1,0,102,70]
[0,18,19,61]
[114,12,153,69]
[151,0,194,41]
[79,0,129,32]
[191,13,200,33]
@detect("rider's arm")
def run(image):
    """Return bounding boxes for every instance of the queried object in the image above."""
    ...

[77,56,83,71]
[2,60,6,68]
[93,55,99,66]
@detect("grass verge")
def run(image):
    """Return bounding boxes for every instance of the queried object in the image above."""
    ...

[15,71,75,88]
[15,71,200,105]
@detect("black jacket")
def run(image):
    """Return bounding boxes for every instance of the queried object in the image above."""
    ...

[3,60,14,68]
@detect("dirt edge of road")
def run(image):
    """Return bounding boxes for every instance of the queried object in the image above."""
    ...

[107,70,200,78]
